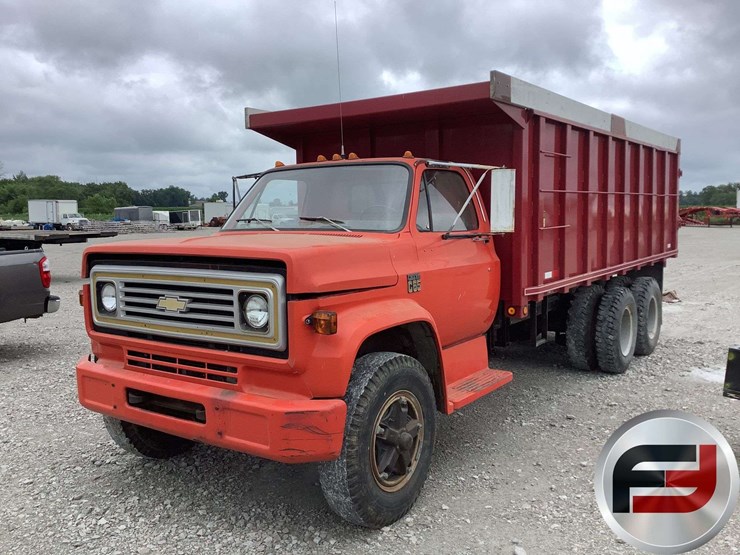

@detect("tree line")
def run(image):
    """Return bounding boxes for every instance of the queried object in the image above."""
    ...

[0,172,228,218]
[679,183,738,207]
[0,169,736,219]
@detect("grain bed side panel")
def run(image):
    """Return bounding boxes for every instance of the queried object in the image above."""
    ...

[498,114,679,309]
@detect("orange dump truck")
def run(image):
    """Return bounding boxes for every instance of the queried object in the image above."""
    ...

[76,70,679,527]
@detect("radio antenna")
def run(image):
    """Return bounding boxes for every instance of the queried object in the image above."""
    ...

[333,0,345,158]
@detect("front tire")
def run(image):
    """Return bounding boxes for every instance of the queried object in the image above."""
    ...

[319,352,436,528]
[103,416,194,459]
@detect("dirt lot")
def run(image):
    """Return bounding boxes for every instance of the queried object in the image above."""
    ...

[1,226,738,555]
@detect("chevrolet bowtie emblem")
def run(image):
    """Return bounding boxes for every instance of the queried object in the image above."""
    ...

[156,296,190,313]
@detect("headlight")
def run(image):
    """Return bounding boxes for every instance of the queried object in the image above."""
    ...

[100,283,117,313]
[244,294,269,329]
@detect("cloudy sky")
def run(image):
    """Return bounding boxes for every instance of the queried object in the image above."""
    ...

[0,0,736,197]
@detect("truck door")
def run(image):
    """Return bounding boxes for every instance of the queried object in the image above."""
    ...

[411,169,500,348]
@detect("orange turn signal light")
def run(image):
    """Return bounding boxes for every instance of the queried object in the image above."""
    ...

[403,150,413,158]
[506,306,516,316]
[275,160,285,167]
[317,155,327,162]
[311,311,337,335]
[348,152,359,160]
[332,153,342,161]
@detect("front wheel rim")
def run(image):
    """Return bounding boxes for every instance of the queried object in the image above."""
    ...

[371,390,424,492]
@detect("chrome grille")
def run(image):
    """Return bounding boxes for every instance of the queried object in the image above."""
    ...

[90,265,286,350]
[126,350,238,385]
[120,281,236,328]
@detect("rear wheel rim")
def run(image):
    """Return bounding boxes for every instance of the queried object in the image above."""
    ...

[619,306,635,357]
[646,297,658,340]
[371,390,424,492]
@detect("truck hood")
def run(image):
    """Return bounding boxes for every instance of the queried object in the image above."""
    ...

[84,231,400,294]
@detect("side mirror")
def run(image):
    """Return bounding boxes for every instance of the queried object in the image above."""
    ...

[490,169,516,233]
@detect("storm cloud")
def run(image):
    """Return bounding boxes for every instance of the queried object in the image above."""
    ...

[0,0,736,196]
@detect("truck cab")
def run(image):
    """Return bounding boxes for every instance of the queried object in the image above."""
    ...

[61,212,90,230]
[77,154,512,528]
[225,156,503,353]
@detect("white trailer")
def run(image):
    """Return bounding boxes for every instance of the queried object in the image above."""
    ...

[28,200,89,230]
[169,209,202,230]
[203,202,233,223]
[152,211,170,230]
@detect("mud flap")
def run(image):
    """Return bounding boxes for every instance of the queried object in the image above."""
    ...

[724,346,740,400]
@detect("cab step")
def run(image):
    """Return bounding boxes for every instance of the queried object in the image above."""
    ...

[446,368,513,412]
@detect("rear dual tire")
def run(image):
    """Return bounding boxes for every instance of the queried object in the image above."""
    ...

[595,287,638,374]
[631,277,662,356]
[566,285,605,371]
[567,277,660,373]
[605,275,632,290]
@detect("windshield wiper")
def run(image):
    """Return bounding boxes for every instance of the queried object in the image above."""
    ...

[236,218,279,231]
[299,216,351,232]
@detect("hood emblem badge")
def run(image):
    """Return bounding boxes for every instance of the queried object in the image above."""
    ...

[156,296,190,313]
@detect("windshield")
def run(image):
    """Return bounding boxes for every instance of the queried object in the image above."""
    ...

[222,163,411,232]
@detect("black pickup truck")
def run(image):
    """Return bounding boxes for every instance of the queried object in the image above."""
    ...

[0,241,60,324]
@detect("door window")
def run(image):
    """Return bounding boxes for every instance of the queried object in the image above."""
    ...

[416,170,478,232]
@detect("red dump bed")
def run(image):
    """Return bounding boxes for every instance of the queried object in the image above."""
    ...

[247,70,680,311]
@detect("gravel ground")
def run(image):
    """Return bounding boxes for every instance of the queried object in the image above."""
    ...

[1,226,738,555]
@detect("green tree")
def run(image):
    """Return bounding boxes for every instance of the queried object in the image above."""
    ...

[133,185,194,207]
[207,191,229,202]
[81,181,134,208]
[81,193,117,215]
[6,196,28,214]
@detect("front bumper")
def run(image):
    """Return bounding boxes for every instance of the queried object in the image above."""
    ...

[76,358,347,463]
